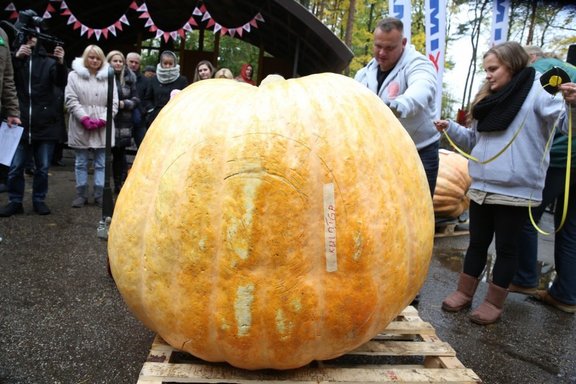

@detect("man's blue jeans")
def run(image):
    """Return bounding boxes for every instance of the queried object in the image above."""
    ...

[8,140,55,203]
[513,167,576,305]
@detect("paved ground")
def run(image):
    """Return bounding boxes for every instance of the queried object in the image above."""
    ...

[0,150,575,384]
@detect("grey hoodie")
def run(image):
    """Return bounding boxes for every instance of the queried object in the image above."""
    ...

[354,44,440,150]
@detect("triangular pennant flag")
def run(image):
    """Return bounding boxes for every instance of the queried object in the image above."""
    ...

[170,31,178,41]
[42,11,52,19]
[61,9,71,16]
[87,28,94,39]
[136,4,148,12]
[67,15,77,25]
[4,3,16,11]
[80,25,88,36]
[255,13,264,22]
[178,29,185,38]
[155,30,163,39]
[73,21,81,30]
[94,29,102,40]
[144,18,154,28]
[9,11,18,20]
[115,21,124,31]
[163,32,170,42]
[220,27,228,36]
[183,23,193,32]
[228,29,236,37]
[46,3,56,13]
[102,28,109,39]
[199,4,206,13]
[249,19,257,27]
[120,15,130,25]
[206,19,215,28]
[192,7,203,16]
[243,23,251,32]
[202,11,211,22]
[188,17,198,27]
[213,23,221,33]
[236,27,243,37]
[129,1,139,11]
[149,25,157,32]
[108,25,117,36]
[138,12,149,19]
[60,1,68,10]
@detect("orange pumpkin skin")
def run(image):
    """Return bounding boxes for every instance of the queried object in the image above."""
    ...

[433,149,471,218]
[108,73,434,370]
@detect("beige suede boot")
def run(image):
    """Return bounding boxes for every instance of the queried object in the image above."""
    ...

[470,282,509,325]
[442,273,480,312]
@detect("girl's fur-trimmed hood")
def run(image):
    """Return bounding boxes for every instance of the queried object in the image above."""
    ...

[71,57,111,80]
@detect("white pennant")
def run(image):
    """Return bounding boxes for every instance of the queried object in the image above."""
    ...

[120,15,130,25]
[170,31,178,40]
[136,4,148,12]
[243,23,251,32]
[192,7,203,16]
[67,15,77,25]
[94,29,102,40]
[80,25,88,36]
[228,29,236,37]
[60,1,68,10]
[183,23,193,32]
[202,11,211,21]
[213,23,221,33]
[144,18,154,28]
[4,3,16,11]
[155,30,164,39]
[108,25,117,36]
[43,11,52,19]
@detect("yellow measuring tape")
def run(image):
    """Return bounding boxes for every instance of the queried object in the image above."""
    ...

[529,107,572,235]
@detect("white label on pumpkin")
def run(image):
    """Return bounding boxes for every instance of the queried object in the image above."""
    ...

[323,183,337,272]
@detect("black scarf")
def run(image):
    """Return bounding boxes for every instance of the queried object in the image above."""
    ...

[473,67,535,132]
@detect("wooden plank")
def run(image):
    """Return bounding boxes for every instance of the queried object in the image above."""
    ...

[138,363,481,383]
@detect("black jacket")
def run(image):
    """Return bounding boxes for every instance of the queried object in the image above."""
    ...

[12,44,68,142]
[143,75,188,127]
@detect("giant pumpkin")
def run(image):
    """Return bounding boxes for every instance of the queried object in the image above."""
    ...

[433,149,471,218]
[108,73,434,370]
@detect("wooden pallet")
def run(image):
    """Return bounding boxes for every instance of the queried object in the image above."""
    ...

[435,220,469,238]
[137,306,481,383]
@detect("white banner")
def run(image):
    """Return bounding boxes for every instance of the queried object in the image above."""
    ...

[425,0,446,119]
[389,0,411,45]
[491,0,510,46]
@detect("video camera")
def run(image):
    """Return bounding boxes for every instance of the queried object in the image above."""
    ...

[13,9,64,50]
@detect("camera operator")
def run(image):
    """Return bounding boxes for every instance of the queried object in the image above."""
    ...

[0,29,67,217]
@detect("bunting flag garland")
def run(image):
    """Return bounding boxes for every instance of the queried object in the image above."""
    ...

[3,0,265,42]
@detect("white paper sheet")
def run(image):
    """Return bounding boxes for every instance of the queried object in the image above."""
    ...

[0,122,23,166]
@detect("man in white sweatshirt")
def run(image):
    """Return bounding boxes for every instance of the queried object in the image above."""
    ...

[355,17,440,196]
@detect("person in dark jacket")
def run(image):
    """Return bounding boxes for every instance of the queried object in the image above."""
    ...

[143,50,188,128]
[126,52,149,148]
[0,35,66,217]
[107,50,139,194]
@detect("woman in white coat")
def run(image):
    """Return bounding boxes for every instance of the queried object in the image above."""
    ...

[65,45,118,207]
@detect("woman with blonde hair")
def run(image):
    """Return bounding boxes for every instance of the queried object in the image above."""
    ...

[106,50,139,194]
[65,45,118,207]
[435,41,576,325]
[214,67,234,79]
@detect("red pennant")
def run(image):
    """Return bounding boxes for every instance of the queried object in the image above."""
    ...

[102,29,109,39]
[178,29,185,38]
[220,27,228,36]
[9,11,18,19]
[129,1,138,10]
[206,19,215,28]
[73,21,81,30]
[46,4,56,13]
[61,9,71,16]
[236,27,243,37]
[199,4,206,13]
[87,28,94,38]
[188,17,197,27]
[138,12,149,19]
[149,25,157,32]
[249,19,257,27]
[114,21,123,31]
[163,32,169,43]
